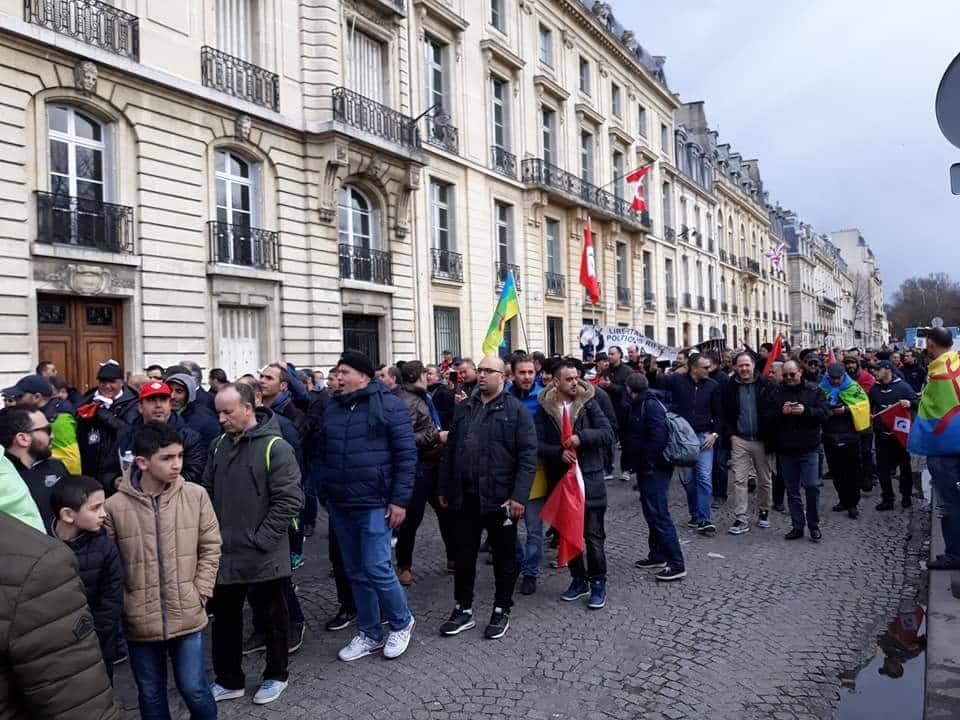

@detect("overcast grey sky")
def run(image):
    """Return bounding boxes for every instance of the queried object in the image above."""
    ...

[618,0,960,296]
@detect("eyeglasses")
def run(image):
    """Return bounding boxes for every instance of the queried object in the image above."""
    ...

[477,368,503,376]
[26,425,52,435]
[783,372,800,378]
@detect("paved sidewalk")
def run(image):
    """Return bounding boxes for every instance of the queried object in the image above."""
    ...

[113,478,918,720]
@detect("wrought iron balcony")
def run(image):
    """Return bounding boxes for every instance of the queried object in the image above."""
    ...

[431,248,463,282]
[682,292,692,309]
[708,237,715,253]
[35,191,133,253]
[208,221,278,271]
[679,225,690,242]
[617,286,631,307]
[492,146,517,178]
[730,253,738,266]
[664,226,676,244]
[818,296,838,309]
[25,0,139,60]
[666,295,677,313]
[425,115,459,154]
[697,295,705,311]
[719,249,728,263]
[339,243,392,285]
[520,159,650,231]
[202,46,278,111]
[496,262,521,290]
[332,86,420,149]
[747,258,761,275]
[544,272,566,298]
[643,292,656,310]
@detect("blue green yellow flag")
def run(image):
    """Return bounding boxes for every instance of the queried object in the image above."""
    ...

[908,350,960,456]
[482,271,520,355]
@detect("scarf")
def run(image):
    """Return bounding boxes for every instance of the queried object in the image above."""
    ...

[337,382,385,438]
[820,373,853,406]
[271,389,291,410]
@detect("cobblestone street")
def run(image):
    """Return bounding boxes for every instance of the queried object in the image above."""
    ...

[113,478,921,720]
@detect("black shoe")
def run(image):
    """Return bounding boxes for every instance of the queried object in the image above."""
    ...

[655,566,687,582]
[242,632,266,655]
[772,503,786,513]
[809,528,822,542]
[439,606,476,636]
[697,522,717,536]
[324,607,357,632]
[927,557,960,570]
[634,557,667,570]
[686,518,698,529]
[288,622,305,654]
[902,497,913,509]
[519,576,537,595]
[831,502,847,512]
[302,523,315,538]
[784,528,804,540]
[483,608,510,639]
[876,501,895,511]
[847,506,859,519]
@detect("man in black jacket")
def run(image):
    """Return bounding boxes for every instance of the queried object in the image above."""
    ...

[657,356,723,535]
[822,364,864,519]
[76,362,139,492]
[870,360,919,510]
[773,361,830,541]
[598,346,633,481]
[536,360,614,609]
[438,356,537,641]
[426,364,456,430]
[900,349,927,394]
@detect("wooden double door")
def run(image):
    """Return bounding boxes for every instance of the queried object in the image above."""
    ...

[38,295,124,394]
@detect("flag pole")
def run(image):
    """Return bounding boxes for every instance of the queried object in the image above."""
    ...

[517,302,529,351]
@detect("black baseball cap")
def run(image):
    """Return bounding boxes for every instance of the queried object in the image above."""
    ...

[1,374,53,397]
[96,361,124,381]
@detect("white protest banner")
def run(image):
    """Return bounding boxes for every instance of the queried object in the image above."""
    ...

[578,325,678,362]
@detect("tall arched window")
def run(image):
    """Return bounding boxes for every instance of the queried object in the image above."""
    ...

[214,149,264,265]
[338,185,381,250]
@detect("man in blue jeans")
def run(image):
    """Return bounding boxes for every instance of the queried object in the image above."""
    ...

[771,360,830,541]
[657,354,723,535]
[314,351,417,661]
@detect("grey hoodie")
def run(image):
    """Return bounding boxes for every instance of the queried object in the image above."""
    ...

[166,373,197,404]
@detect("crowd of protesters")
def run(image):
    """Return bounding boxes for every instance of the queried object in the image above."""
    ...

[1,325,958,718]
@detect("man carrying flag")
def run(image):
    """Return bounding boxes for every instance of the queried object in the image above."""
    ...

[908,328,960,569]
[536,359,614,609]
[869,360,918,511]
[482,271,520,356]
[762,335,783,377]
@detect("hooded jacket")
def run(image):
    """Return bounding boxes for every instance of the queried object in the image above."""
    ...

[621,389,672,474]
[167,373,222,449]
[0,511,122,719]
[201,408,302,584]
[105,472,221,642]
[77,385,140,491]
[397,384,442,464]
[534,380,614,509]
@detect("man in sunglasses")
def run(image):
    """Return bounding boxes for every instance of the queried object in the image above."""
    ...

[0,405,68,534]
[802,355,823,385]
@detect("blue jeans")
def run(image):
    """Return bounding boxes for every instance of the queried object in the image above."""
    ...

[638,469,684,569]
[128,630,216,720]
[683,434,714,523]
[520,497,545,577]
[328,506,412,643]
[781,451,821,531]
[929,455,960,563]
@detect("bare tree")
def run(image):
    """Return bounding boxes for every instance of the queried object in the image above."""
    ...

[887,272,960,338]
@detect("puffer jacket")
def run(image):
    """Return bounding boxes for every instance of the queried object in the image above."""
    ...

[397,384,442,464]
[62,528,125,664]
[439,387,538,513]
[180,401,222,451]
[113,412,206,485]
[77,386,140,491]
[0,512,121,719]
[315,381,417,510]
[105,472,222,642]
[535,380,614,509]
[201,408,302,585]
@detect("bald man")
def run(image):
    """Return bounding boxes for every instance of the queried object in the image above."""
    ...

[438,355,538,641]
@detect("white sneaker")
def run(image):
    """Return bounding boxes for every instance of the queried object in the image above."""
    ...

[252,679,288,705]
[338,632,385,661]
[209,683,244,702]
[383,615,415,659]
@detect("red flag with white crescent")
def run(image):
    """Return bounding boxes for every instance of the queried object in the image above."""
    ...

[626,165,651,212]
[579,217,600,304]
[878,404,913,449]
[540,405,585,566]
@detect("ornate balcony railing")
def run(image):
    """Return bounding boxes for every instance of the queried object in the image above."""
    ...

[544,272,566,298]
[332,86,420,149]
[818,296,838,309]
[208,221,278,270]
[425,115,459,154]
[666,295,677,313]
[202,46,279,111]
[25,0,139,60]
[431,248,463,282]
[719,249,728,263]
[339,243,392,285]
[747,258,761,274]
[697,295,705,311]
[643,291,656,310]
[520,159,650,230]
[664,226,676,244]
[617,286,631,307]
[492,146,517,178]
[682,292,692,309]
[496,262,521,290]
[679,225,690,242]
[35,191,133,253]
[730,253,738,266]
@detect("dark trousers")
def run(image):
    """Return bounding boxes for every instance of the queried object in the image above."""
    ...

[569,507,607,580]
[860,433,877,488]
[638,469,684,569]
[773,456,785,506]
[396,465,456,569]
[212,579,289,689]
[712,443,730,501]
[781,450,820,531]
[824,440,862,509]
[329,518,356,613]
[453,493,518,611]
[251,577,303,633]
[877,433,912,502]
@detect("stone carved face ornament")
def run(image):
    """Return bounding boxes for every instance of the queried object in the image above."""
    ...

[74,61,98,94]
[236,114,252,140]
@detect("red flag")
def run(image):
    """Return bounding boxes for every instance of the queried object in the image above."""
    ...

[762,335,783,376]
[826,347,837,366]
[579,217,600,304]
[626,165,651,212]
[540,406,585,567]
[878,404,913,449]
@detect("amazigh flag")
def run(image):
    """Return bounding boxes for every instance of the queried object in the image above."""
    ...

[540,406,585,566]
[878,404,912,449]
[908,350,960,456]
[762,335,783,377]
[821,373,871,432]
[481,271,520,355]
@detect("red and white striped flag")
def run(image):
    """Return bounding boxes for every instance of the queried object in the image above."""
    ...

[626,165,651,212]
[540,405,585,566]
